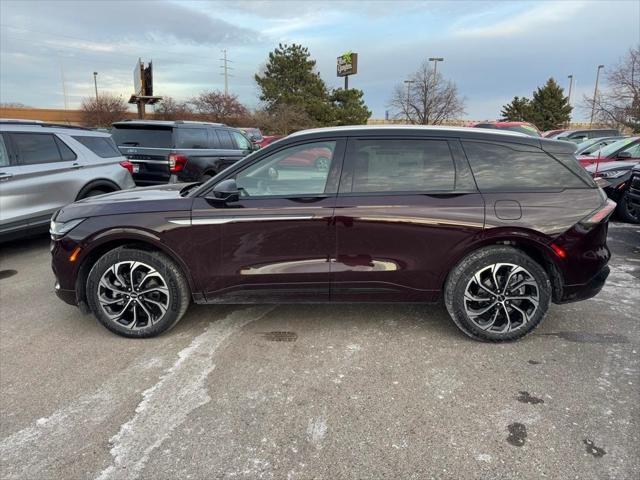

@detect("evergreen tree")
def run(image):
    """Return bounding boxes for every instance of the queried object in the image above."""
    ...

[255,43,332,125]
[329,88,372,125]
[500,96,532,122]
[529,78,572,130]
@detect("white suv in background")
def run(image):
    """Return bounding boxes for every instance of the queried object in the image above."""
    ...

[0,120,136,240]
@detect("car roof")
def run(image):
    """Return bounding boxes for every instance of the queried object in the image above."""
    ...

[284,125,575,154]
[0,119,110,136]
[112,120,226,128]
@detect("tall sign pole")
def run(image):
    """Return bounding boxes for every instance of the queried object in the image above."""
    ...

[590,65,604,127]
[337,52,358,90]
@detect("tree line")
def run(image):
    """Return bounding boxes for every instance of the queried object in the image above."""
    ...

[80,44,638,134]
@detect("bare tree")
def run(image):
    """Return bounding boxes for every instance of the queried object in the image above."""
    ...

[154,97,195,120]
[388,61,465,124]
[81,94,129,128]
[190,90,249,124]
[583,46,639,132]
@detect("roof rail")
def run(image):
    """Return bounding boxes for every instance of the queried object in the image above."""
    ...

[0,119,92,130]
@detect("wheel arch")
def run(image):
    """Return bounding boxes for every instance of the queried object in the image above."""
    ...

[442,228,564,302]
[74,232,196,309]
[75,179,121,201]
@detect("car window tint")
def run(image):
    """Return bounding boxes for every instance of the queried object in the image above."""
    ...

[71,136,119,158]
[216,130,235,149]
[9,133,62,165]
[208,130,221,148]
[463,141,587,190]
[176,129,208,149]
[54,137,77,161]
[236,141,336,197]
[111,127,173,148]
[621,142,640,158]
[231,131,251,150]
[0,135,9,167]
[349,139,455,193]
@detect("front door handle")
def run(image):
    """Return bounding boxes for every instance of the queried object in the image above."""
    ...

[71,163,83,169]
[0,172,13,181]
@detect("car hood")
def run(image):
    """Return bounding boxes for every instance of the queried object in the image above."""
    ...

[586,160,639,173]
[55,183,194,222]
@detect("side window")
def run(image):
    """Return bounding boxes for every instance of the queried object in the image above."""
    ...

[348,139,455,193]
[55,137,78,160]
[235,141,337,197]
[9,133,62,165]
[463,141,587,190]
[620,142,640,158]
[0,135,9,167]
[71,136,119,158]
[231,131,251,150]
[216,130,234,149]
[176,129,208,149]
[208,129,221,148]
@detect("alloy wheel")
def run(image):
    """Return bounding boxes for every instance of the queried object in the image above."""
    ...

[97,261,170,330]
[463,263,540,334]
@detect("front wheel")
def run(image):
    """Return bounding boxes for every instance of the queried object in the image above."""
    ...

[86,247,190,338]
[444,246,551,342]
[616,191,640,224]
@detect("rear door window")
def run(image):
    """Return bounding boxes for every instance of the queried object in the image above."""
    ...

[231,131,251,150]
[175,128,208,149]
[216,130,235,149]
[72,136,120,158]
[8,133,62,165]
[111,127,173,148]
[346,139,456,193]
[54,137,77,161]
[0,135,9,167]
[462,141,589,190]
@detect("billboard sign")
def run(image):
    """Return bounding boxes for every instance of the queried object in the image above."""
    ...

[337,52,358,77]
[133,59,143,96]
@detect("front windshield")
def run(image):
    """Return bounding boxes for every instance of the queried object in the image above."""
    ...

[589,137,638,157]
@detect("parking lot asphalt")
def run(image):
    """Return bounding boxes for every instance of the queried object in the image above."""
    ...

[0,223,638,480]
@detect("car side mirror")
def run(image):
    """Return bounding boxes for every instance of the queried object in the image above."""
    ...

[617,151,632,159]
[210,179,240,202]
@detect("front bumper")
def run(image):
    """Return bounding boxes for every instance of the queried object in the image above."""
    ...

[555,265,610,304]
[55,281,78,306]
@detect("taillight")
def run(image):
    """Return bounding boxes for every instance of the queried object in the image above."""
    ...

[119,160,134,174]
[580,199,617,226]
[169,154,188,173]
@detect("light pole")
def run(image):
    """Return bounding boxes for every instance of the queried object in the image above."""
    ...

[428,57,444,82]
[590,65,604,127]
[567,75,573,105]
[93,72,98,100]
[403,79,414,122]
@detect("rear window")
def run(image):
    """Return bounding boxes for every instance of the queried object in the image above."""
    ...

[72,136,121,158]
[462,141,590,190]
[175,128,208,149]
[348,139,456,193]
[111,127,173,148]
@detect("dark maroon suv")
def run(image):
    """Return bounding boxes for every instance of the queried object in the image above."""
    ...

[51,126,615,341]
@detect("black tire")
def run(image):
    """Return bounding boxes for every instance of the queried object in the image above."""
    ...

[615,191,640,224]
[82,189,107,198]
[444,246,551,342]
[86,247,190,338]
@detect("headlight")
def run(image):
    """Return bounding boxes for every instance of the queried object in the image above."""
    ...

[596,170,627,179]
[50,218,86,236]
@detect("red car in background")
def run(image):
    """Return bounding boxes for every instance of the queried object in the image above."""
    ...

[543,129,567,138]
[473,121,542,137]
[240,128,283,149]
[278,145,332,170]
[577,136,640,167]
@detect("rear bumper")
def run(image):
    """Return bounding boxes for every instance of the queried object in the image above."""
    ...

[555,265,610,304]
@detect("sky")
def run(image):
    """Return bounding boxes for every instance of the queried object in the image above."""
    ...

[0,0,638,121]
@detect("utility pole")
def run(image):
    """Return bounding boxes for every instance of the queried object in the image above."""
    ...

[93,71,98,100]
[428,57,444,83]
[590,65,604,127]
[220,49,233,96]
[403,79,414,122]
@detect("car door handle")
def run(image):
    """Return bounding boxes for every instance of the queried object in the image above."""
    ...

[71,163,83,169]
[0,172,13,181]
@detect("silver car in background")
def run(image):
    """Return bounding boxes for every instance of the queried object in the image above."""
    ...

[0,120,136,240]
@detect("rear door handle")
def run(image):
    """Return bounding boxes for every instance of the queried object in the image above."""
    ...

[0,172,13,181]
[71,163,83,169]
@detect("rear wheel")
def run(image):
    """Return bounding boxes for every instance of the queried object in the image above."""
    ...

[444,246,551,342]
[616,191,640,224]
[86,247,190,338]
[82,189,107,198]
